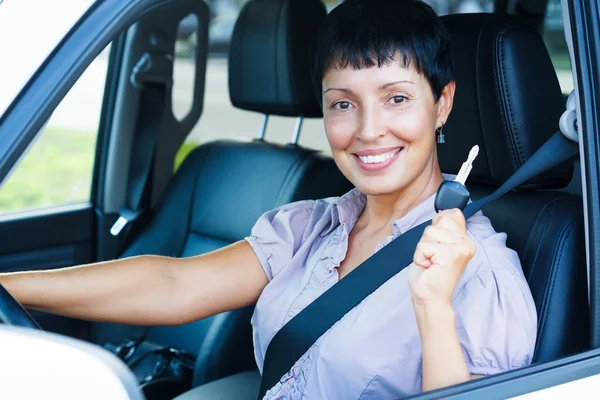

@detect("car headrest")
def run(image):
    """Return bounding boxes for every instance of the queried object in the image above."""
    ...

[228,0,326,118]
[440,13,573,189]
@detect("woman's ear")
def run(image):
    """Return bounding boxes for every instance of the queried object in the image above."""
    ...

[436,81,456,124]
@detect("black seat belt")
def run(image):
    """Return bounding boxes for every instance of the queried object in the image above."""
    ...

[258,131,578,398]
[110,53,172,238]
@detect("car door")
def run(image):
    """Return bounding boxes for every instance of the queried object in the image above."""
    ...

[0,0,207,340]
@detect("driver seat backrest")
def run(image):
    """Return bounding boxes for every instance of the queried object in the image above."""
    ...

[90,0,353,386]
[441,13,589,362]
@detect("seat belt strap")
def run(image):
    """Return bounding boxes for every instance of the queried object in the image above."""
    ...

[110,53,172,237]
[258,131,578,398]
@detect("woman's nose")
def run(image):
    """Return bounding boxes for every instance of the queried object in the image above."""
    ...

[357,105,386,143]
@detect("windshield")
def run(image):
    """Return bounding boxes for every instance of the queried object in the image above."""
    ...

[0,0,96,117]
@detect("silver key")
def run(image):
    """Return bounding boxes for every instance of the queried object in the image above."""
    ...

[454,145,479,185]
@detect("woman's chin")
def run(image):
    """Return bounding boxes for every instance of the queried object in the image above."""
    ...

[354,180,407,197]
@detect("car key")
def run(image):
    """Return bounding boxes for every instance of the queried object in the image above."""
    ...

[434,145,479,212]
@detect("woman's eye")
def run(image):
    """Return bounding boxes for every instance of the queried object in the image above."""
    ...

[333,101,352,110]
[388,95,407,105]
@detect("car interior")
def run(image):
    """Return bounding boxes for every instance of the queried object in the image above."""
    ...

[96,0,588,395]
[0,0,593,398]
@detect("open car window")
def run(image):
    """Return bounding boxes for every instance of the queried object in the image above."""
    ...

[0,0,95,117]
[0,45,110,215]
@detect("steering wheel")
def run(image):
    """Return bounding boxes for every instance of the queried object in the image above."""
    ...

[0,284,41,329]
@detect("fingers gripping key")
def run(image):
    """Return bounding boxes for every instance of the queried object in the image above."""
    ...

[434,145,479,212]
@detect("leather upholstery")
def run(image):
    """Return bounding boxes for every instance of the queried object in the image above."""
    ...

[442,14,589,362]
[471,187,589,362]
[228,0,326,117]
[123,142,350,256]
[107,142,351,385]
[90,0,351,388]
[440,14,573,189]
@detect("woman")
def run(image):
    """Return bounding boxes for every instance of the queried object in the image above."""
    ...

[0,0,536,398]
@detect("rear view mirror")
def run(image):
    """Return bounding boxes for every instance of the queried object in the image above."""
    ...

[0,325,144,400]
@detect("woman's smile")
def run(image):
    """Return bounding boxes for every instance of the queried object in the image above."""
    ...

[354,147,403,171]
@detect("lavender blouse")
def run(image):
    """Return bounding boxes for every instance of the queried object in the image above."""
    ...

[245,185,537,399]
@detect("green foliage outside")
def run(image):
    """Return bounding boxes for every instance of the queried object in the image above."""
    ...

[0,128,97,214]
[0,127,201,215]
[174,140,199,171]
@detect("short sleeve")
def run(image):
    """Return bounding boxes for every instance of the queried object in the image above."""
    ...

[245,200,315,281]
[453,266,538,376]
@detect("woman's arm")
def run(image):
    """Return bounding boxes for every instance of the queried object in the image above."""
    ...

[0,240,268,326]
[409,209,477,391]
[414,302,482,391]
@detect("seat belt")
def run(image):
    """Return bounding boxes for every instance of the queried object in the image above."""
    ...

[258,130,579,398]
[110,53,172,238]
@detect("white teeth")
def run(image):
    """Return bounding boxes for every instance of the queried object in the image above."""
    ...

[357,150,399,164]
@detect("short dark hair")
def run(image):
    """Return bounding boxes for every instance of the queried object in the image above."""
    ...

[313,0,454,102]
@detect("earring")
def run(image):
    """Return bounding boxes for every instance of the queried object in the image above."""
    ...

[436,122,445,144]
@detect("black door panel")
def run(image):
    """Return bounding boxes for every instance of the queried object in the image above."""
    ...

[0,205,94,262]
[0,206,95,339]
[0,243,93,273]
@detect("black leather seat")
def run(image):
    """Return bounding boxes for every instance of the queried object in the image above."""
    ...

[90,0,352,387]
[440,13,589,362]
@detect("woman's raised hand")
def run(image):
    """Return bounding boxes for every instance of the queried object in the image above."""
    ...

[408,209,475,307]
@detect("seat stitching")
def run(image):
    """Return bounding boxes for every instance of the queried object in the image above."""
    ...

[524,212,551,282]
[180,147,210,256]
[496,24,524,170]
[475,19,495,180]
[522,197,569,281]
[274,151,315,206]
[533,219,576,358]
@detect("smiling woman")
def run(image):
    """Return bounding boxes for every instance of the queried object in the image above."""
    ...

[247,1,535,396]
[6,0,534,399]
[0,0,544,399]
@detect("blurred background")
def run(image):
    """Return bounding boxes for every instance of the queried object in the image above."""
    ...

[0,0,573,214]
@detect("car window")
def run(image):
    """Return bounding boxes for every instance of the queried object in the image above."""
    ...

[423,0,494,14]
[0,45,110,214]
[172,0,496,168]
[0,0,96,117]
[542,0,574,94]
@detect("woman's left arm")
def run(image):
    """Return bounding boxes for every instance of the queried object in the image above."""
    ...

[414,301,483,391]
[409,209,481,391]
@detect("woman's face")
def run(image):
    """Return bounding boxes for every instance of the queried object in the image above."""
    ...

[322,59,455,197]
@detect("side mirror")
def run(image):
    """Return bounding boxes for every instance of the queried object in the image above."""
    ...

[0,325,144,400]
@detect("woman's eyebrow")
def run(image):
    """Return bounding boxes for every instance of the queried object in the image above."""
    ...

[379,80,415,89]
[322,87,354,95]
[323,80,415,95]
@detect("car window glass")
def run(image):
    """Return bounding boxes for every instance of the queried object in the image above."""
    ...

[542,0,574,94]
[0,45,111,214]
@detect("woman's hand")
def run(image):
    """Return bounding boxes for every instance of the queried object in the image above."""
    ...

[408,209,475,307]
